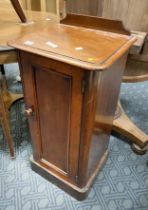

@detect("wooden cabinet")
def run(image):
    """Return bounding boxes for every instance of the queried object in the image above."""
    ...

[19,51,127,199]
[20,52,84,183]
[9,14,135,199]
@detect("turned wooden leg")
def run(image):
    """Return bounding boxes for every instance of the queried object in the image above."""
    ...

[0,65,23,157]
[113,101,148,155]
[0,113,15,158]
[0,84,15,157]
[1,64,23,109]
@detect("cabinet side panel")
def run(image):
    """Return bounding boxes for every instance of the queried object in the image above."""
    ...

[34,67,71,174]
[78,53,128,186]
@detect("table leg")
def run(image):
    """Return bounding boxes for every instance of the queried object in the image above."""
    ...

[0,107,15,158]
[113,102,148,155]
[0,64,23,109]
[0,65,23,157]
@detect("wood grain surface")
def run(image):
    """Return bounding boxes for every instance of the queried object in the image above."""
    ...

[9,14,135,70]
[15,12,134,199]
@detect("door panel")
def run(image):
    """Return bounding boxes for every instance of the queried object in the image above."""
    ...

[35,67,71,174]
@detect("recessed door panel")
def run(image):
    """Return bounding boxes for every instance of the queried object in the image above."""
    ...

[35,67,71,174]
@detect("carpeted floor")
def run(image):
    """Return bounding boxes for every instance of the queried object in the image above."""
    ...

[0,64,148,210]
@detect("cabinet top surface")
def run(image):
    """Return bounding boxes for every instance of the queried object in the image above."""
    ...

[2,0,135,70]
[9,21,135,70]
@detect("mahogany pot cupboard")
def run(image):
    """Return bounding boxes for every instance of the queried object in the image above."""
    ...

[9,14,135,199]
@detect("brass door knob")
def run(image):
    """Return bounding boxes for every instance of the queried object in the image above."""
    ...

[25,108,33,116]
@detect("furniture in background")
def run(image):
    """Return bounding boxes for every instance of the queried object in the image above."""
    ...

[9,11,135,199]
[66,0,148,153]
[102,0,148,154]
[0,63,23,157]
[0,0,27,157]
[0,0,57,157]
[0,48,23,158]
[113,32,148,154]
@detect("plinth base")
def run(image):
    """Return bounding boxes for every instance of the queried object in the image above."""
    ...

[30,150,108,200]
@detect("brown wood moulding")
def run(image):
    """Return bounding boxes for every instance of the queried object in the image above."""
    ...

[60,13,130,35]
[9,14,135,199]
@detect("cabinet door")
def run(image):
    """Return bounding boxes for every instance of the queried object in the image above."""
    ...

[19,51,83,183]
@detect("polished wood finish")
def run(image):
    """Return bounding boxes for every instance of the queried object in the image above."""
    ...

[10,0,27,23]
[9,15,134,70]
[60,13,130,35]
[9,13,134,199]
[35,67,73,172]
[18,52,84,183]
[79,53,128,186]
